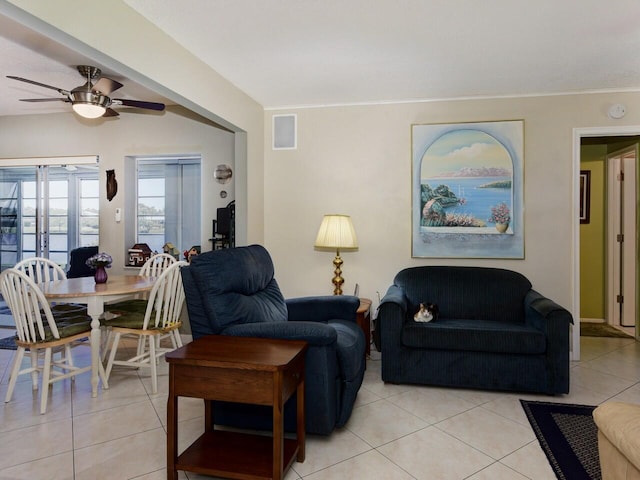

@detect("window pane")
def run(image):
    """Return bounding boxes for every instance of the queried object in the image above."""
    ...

[80,217,99,234]
[49,217,68,233]
[138,217,164,234]
[22,182,35,198]
[21,218,36,233]
[1,215,17,233]
[49,198,68,214]
[49,234,68,251]
[0,182,18,197]
[80,235,99,247]
[22,234,35,251]
[81,198,99,216]
[22,199,36,216]
[138,178,164,196]
[137,234,163,253]
[49,181,68,198]
[1,233,17,246]
[0,205,18,217]
[1,251,17,269]
[138,198,165,215]
[81,180,99,197]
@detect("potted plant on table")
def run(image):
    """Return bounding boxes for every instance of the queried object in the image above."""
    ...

[86,252,113,284]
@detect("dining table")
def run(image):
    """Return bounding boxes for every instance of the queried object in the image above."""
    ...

[40,274,157,397]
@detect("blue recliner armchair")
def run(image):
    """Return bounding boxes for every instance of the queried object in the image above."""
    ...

[181,244,366,435]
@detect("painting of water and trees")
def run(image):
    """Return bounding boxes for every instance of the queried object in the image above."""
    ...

[412,120,524,259]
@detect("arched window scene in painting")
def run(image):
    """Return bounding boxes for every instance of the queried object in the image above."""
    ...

[420,129,513,233]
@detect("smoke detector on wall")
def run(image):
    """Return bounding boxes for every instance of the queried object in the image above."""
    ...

[608,104,626,119]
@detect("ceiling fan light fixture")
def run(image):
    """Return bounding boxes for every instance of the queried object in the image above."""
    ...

[7,66,165,118]
[70,89,110,119]
[72,102,106,119]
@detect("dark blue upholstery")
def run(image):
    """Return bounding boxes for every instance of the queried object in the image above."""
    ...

[378,266,572,394]
[181,245,365,435]
[66,246,98,278]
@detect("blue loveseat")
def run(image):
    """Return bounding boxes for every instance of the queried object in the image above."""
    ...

[378,266,572,394]
[181,245,366,435]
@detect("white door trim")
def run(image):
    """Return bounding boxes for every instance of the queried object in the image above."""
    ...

[573,126,640,360]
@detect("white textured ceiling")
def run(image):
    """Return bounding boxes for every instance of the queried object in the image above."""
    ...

[1,0,639,117]
[123,0,640,108]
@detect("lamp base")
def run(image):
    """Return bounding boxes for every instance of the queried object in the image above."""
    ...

[332,252,344,295]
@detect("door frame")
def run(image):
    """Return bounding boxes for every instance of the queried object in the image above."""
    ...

[573,126,640,360]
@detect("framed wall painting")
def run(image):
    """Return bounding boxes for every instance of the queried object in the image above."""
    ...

[579,170,591,224]
[412,120,524,258]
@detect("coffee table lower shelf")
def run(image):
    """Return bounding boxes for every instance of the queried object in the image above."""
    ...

[176,429,299,479]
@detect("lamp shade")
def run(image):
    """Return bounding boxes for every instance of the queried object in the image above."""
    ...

[314,214,358,249]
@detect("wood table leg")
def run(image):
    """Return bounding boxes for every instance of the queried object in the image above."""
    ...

[297,378,305,462]
[273,372,284,480]
[204,399,213,431]
[166,391,178,480]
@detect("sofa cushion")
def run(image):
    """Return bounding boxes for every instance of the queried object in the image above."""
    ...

[188,246,288,331]
[402,319,546,354]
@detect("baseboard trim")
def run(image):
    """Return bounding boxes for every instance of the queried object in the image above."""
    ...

[580,318,605,323]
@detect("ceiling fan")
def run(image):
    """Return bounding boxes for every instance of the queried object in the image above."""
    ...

[6,65,165,119]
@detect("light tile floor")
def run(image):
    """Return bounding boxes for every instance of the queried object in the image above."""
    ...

[0,335,638,479]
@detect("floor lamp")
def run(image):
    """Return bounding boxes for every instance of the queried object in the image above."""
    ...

[314,214,358,295]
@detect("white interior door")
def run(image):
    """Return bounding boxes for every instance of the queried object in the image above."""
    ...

[606,146,637,329]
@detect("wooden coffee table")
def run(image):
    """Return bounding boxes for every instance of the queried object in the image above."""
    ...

[165,335,307,480]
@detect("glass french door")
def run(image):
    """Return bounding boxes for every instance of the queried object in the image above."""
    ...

[0,158,99,271]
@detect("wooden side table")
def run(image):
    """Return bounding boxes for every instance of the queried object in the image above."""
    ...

[166,335,307,480]
[356,298,372,356]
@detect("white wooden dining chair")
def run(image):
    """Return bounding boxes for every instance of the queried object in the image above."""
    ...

[14,257,67,282]
[14,256,88,315]
[103,252,178,359]
[104,260,188,394]
[0,268,108,414]
[139,252,177,277]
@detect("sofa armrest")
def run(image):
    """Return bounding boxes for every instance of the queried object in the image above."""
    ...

[525,290,574,331]
[379,285,408,312]
[286,295,359,323]
[376,285,409,356]
[524,289,572,393]
[222,321,338,346]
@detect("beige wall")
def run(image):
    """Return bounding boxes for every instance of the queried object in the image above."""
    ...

[0,109,234,274]
[265,93,640,315]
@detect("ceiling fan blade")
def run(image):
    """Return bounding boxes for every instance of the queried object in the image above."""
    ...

[103,108,119,117]
[19,97,69,103]
[7,75,70,96]
[92,77,123,95]
[112,98,165,111]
